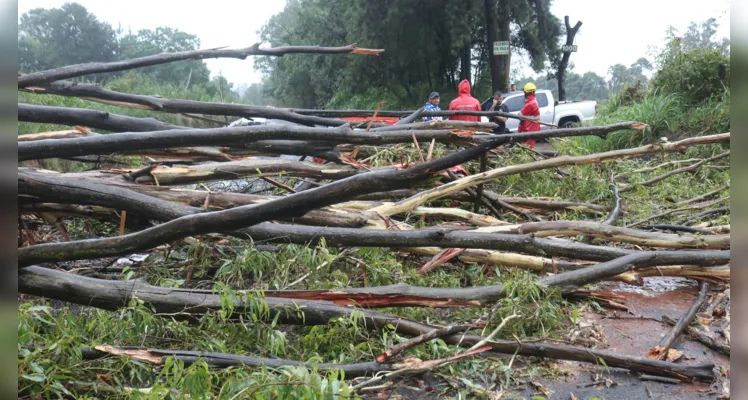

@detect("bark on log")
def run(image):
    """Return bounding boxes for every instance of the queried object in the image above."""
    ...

[18,265,718,381]
[120,159,363,186]
[19,103,184,132]
[353,190,610,214]
[18,137,506,266]
[18,43,384,88]
[393,107,425,125]
[636,266,729,282]
[490,221,730,249]
[372,133,731,217]
[646,282,710,360]
[80,345,392,378]
[642,224,713,234]
[21,82,354,127]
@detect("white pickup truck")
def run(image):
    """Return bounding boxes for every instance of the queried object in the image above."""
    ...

[480,89,597,131]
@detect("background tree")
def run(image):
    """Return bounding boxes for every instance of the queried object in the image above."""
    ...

[18,2,120,82]
[555,15,582,101]
[119,27,211,88]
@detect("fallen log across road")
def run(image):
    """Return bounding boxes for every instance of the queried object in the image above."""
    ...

[19,264,721,382]
[20,170,731,274]
[17,137,506,266]
[18,120,647,161]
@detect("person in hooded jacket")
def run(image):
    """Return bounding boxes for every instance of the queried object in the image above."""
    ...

[518,82,541,148]
[448,79,481,122]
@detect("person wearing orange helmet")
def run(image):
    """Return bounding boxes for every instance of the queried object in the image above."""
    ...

[517,82,540,148]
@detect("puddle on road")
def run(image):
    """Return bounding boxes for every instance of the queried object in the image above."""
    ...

[515,276,730,399]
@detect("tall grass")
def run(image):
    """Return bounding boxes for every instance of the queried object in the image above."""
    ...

[572,87,729,153]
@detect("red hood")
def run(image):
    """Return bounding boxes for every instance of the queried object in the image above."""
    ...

[458,79,472,96]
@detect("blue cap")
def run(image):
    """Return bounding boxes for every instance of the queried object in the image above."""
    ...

[429,91,440,99]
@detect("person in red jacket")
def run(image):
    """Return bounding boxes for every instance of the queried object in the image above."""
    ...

[517,82,541,148]
[448,79,481,122]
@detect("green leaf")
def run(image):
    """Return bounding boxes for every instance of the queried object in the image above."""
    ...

[21,374,46,382]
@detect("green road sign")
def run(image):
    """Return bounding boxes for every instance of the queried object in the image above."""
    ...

[493,41,510,55]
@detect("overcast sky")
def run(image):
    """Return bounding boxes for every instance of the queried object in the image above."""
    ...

[18,0,730,88]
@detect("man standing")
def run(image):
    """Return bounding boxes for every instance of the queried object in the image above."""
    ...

[423,92,443,122]
[483,90,508,134]
[510,83,517,92]
[518,82,541,148]
[448,79,481,121]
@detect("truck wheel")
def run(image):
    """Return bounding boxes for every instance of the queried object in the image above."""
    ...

[560,121,579,129]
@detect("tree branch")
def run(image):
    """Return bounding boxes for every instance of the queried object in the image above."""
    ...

[18,265,719,381]
[646,282,710,360]
[18,137,506,266]
[372,133,730,217]
[18,43,384,88]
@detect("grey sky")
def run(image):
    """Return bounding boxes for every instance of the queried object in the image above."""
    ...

[19,0,730,88]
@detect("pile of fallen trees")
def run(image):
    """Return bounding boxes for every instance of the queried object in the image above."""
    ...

[17,42,731,391]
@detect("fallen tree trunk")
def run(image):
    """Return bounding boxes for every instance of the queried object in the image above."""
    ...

[19,169,644,266]
[19,103,185,132]
[80,345,393,378]
[17,123,465,161]
[22,170,731,282]
[21,82,355,128]
[486,221,730,249]
[17,137,506,266]
[18,120,648,162]
[18,265,719,381]
[372,133,731,217]
[117,159,364,186]
[18,43,384,88]
[354,190,610,214]
[636,265,730,282]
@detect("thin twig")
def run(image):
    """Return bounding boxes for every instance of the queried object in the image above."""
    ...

[260,177,297,194]
[375,324,480,363]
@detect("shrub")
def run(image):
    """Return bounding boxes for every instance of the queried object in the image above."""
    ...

[651,47,729,105]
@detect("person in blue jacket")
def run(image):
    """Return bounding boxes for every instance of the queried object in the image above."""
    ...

[422,91,443,121]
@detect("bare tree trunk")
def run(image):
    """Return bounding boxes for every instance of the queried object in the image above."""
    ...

[557,16,583,102]
[460,46,472,84]
[484,0,501,93]
[497,0,511,92]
